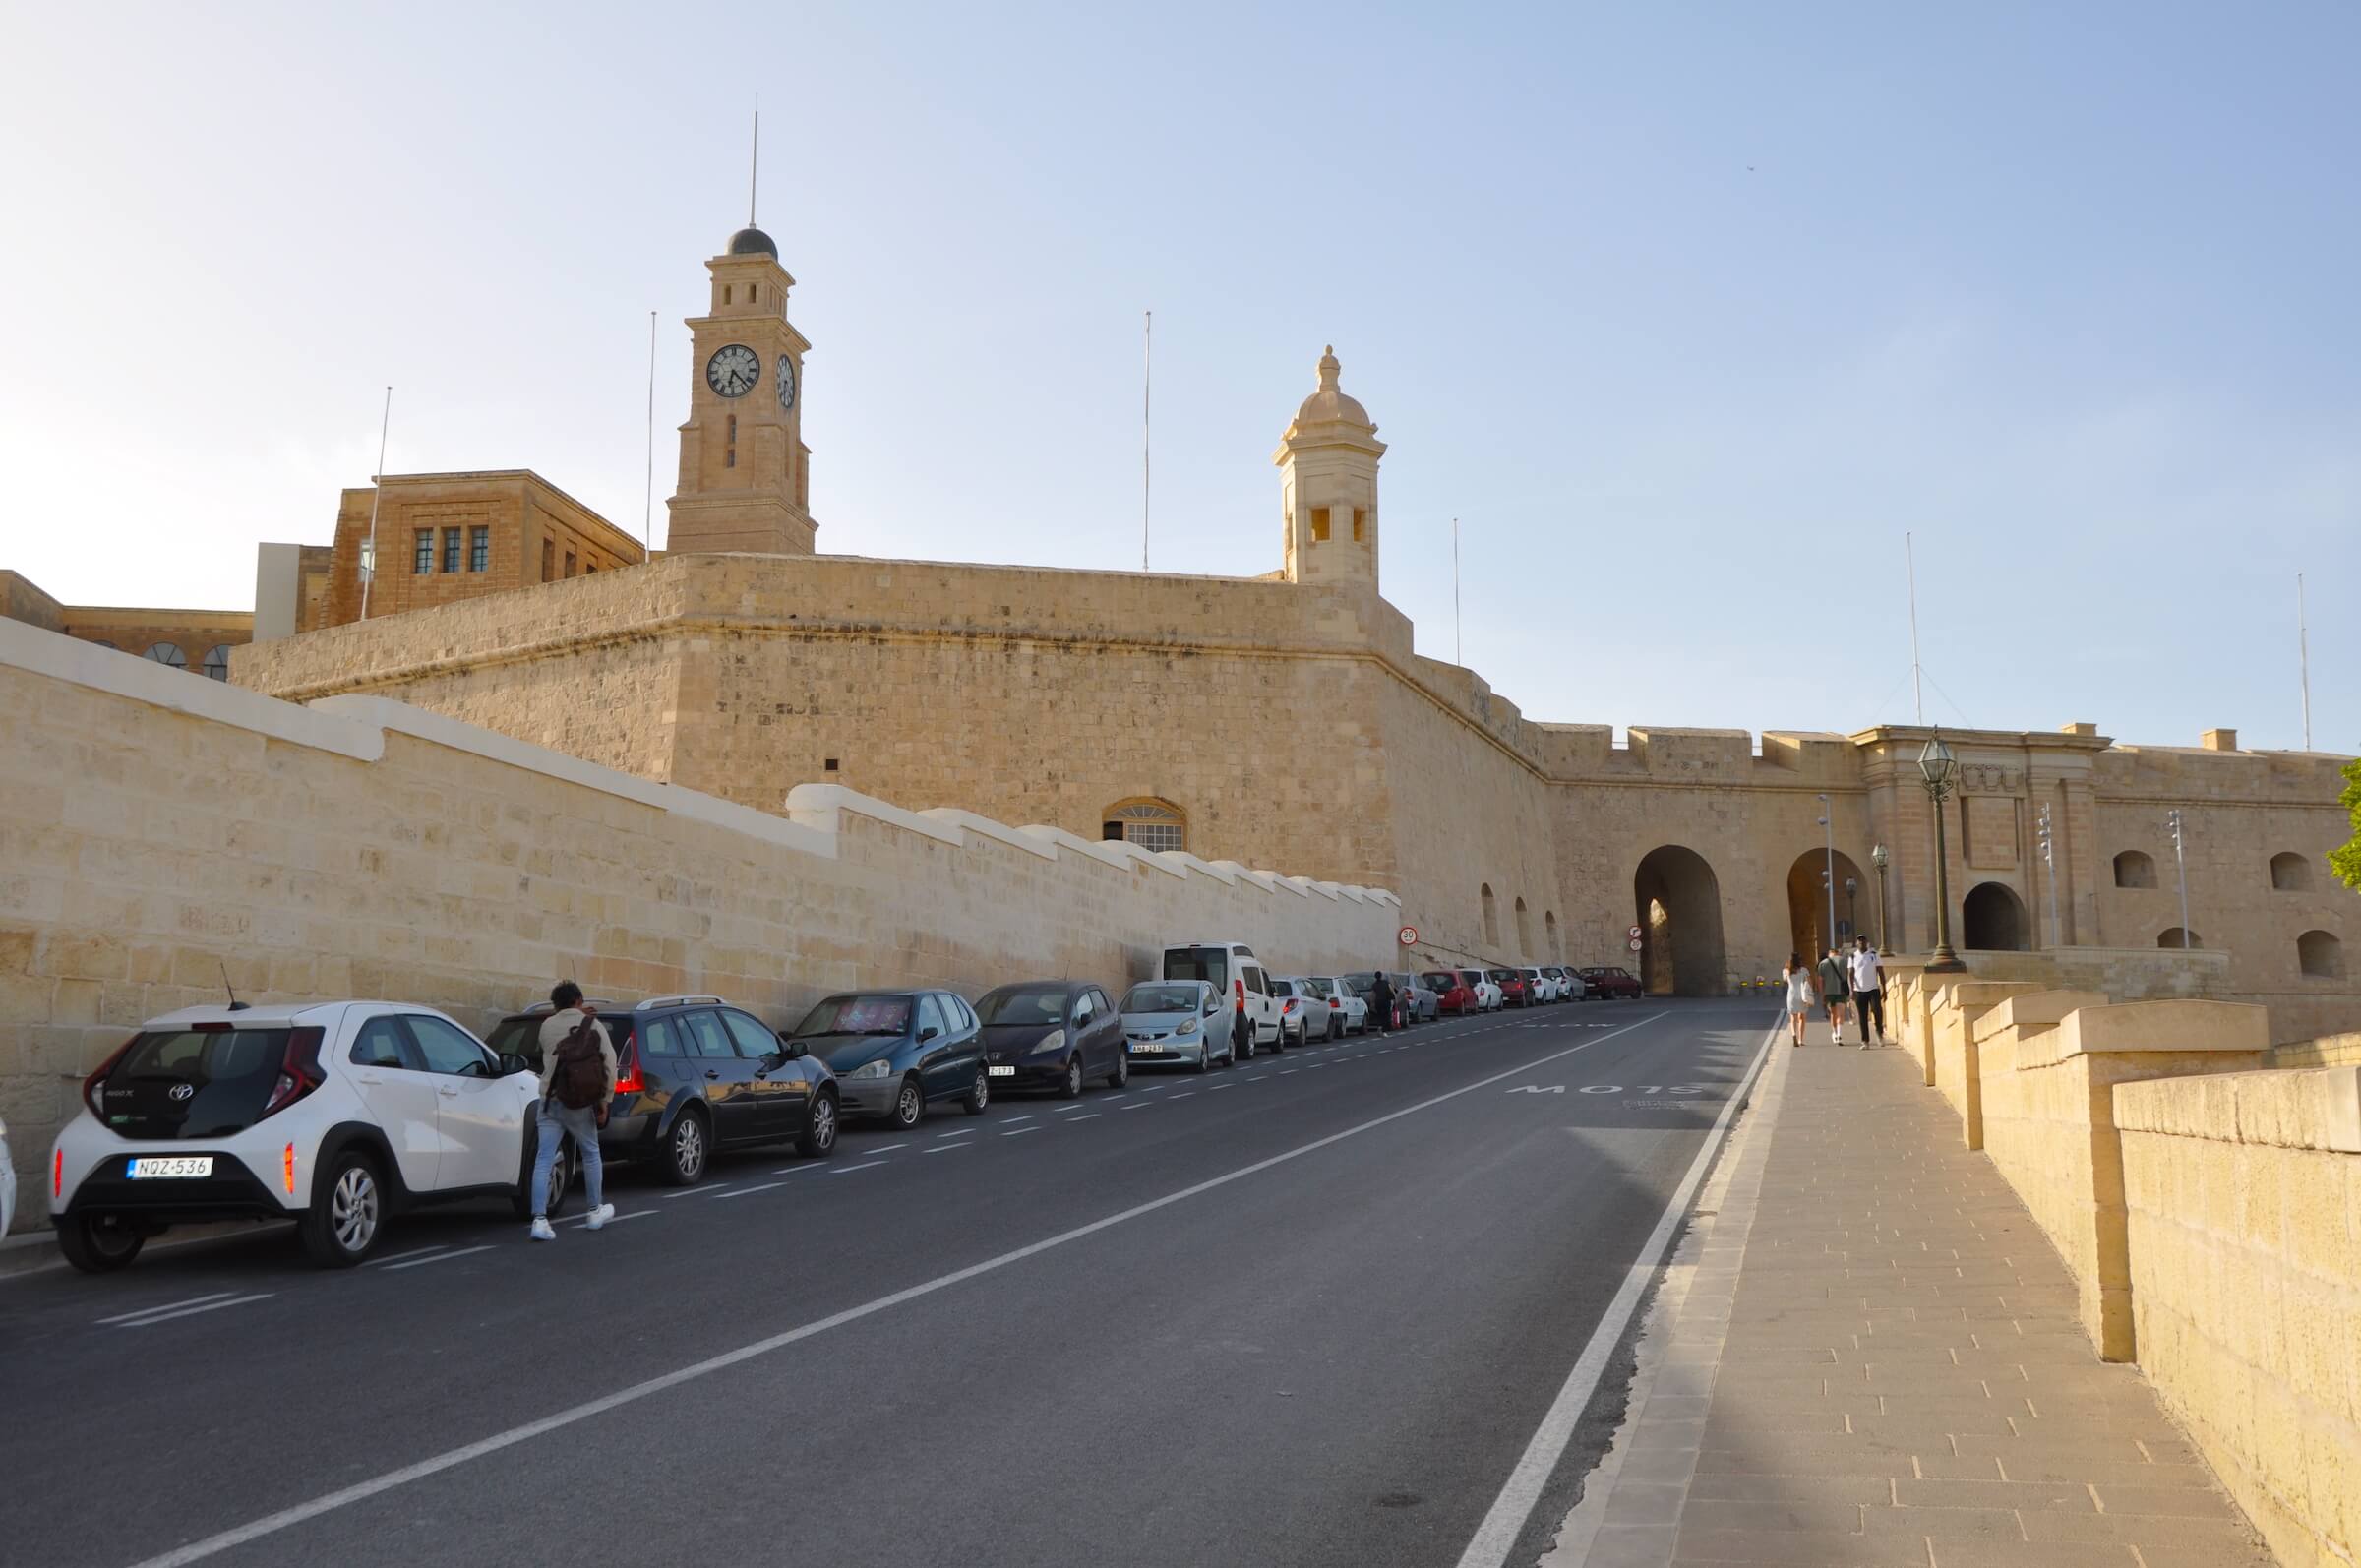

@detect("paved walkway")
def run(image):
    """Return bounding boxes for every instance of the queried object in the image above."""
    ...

[1545,1019,2276,1568]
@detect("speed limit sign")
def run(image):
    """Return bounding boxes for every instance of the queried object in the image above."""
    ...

[1627,936,1644,953]
[1397,925,1420,946]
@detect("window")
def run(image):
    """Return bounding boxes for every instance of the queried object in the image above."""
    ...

[1516,896,1533,955]
[469,526,490,573]
[824,757,840,772]
[1481,883,1500,947]
[918,994,950,1039]
[1352,508,1365,542]
[441,528,461,573]
[683,1011,737,1058]
[1310,506,1331,542]
[414,530,434,573]
[1071,992,1095,1027]
[349,1017,411,1068]
[640,1016,683,1055]
[2113,851,2157,889]
[2157,928,2200,949]
[405,1015,495,1077]
[1103,797,1186,853]
[143,642,187,668]
[565,551,577,578]
[2270,852,2312,892]
[749,284,757,301]
[726,414,737,469]
[723,284,733,305]
[201,644,232,681]
[721,1010,780,1058]
[541,539,555,582]
[2298,930,2343,980]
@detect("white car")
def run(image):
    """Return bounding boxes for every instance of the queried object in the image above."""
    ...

[1521,967,1561,1004]
[1162,941,1282,1058]
[1544,965,1587,1001]
[0,1113,15,1240]
[49,1001,550,1272]
[1308,977,1370,1036]
[1452,967,1505,1012]
[1267,978,1326,1046]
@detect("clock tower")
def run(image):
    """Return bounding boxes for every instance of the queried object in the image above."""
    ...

[665,224,817,555]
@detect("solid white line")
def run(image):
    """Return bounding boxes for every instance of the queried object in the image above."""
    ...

[1000,1127,1042,1138]
[113,1293,275,1328]
[122,1010,1668,1568]
[711,1181,784,1199]
[829,1161,887,1176]
[97,1291,239,1325]
[382,1245,494,1272]
[1450,1011,1781,1568]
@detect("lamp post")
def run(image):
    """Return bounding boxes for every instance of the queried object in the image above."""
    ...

[1817,793,1836,958]
[1871,842,1893,956]
[2166,809,2191,948]
[1918,731,1967,973]
[2036,802,2061,949]
[1845,876,1858,940]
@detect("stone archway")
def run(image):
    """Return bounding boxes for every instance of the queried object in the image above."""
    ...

[1786,848,1868,962]
[1963,882,2028,951]
[1634,845,1726,997]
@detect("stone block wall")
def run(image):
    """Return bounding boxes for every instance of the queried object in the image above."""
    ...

[0,619,1396,1232]
[2115,1064,2361,1568]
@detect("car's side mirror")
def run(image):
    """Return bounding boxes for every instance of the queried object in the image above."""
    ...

[1204,1001,1220,1017]
[783,1041,808,1060]
[920,1026,940,1043]
[498,1053,532,1077]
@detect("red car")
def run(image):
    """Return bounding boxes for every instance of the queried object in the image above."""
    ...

[1578,965,1644,1000]
[1422,970,1477,1016]
[1488,967,1530,1007]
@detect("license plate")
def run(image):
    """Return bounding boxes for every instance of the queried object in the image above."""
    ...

[1131,1043,1164,1054]
[987,1065,1016,1077]
[127,1156,213,1180]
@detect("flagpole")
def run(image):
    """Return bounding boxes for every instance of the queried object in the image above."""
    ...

[358,386,393,620]
[2297,571,2311,751]
[643,311,657,549]
[1141,310,1152,573]
[1452,515,1462,665]
[1906,530,1924,724]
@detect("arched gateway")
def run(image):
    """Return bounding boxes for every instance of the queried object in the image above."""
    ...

[1634,846,1726,997]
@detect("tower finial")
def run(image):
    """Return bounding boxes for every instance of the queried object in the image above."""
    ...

[1316,344,1340,391]
[749,107,760,226]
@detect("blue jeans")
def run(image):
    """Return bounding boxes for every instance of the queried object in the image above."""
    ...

[530,1099,605,1218]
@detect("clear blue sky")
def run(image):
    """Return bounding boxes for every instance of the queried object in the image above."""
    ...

[2,3,2351,752]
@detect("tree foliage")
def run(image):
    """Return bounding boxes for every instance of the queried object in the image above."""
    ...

[2334,758,2361,893]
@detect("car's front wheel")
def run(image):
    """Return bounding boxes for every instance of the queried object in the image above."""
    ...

[57,1214,145,1274]
[797,1091,838,1158]
[891,1076,925,1129]
[301,1149,383,1268]
[1061,1056,1084,1099]
[660,1109,710,1185]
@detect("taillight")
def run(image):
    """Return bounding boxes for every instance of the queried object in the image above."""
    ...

[258,1027,328,1120]
[1328,997,1341,1009]
[613,1045,644,1096]
[83,1036,140,1118]
[53,1147,63,1199]
[1234,979,1245,1013]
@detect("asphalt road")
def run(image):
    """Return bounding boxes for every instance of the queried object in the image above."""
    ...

[0,997,1776,1568]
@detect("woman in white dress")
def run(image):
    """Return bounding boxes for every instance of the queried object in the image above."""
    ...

[1783,953,1813,1047]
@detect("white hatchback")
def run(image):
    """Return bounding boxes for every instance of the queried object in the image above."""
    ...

[49,1001,549,1272]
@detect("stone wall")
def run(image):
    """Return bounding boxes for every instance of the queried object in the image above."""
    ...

[0,618,1396,1232]
[2115,1064,2361,1568]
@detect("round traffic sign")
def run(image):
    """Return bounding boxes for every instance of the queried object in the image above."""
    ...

[1627,936,1644,952]
[1397,925,1420,946]
[1627,925,1644,940]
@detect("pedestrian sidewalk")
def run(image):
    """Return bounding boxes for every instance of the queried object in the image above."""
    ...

[1544,1020,2277,1568]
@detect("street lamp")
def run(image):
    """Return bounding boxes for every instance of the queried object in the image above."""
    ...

[2036,802,2061,949]
[1845,876,1858,940]
[2166,809,2191,948]
[1918,731,1967,973]
[1870,842,1893,956]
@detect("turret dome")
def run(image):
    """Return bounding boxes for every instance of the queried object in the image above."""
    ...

[1293,345,1372,427]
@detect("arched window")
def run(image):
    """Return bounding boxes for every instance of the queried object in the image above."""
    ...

[1101,797,1185,854]
[143,642,187,669]
[1544,910,1560,961]
[2113,851,2156,889]
[2157,928,2200,950]
[2270,853,2312,892]
[1481,884,1499,947]
[1514,896,1533,956]
[2297,930,2343,980]
[201,644,233,681]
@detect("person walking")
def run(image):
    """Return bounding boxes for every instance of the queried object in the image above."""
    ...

[1367,972,1395,1038]
[529,981,616,1240]
[1817,944,1851,1046]
[1849,936,1886,1049]
[1782,954,1813,1047]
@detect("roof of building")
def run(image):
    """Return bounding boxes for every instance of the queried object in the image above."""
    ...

[1294,345,1373,428]
[727,225,778,258]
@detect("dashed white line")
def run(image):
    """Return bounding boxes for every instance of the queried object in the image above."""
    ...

[105,1293,275,1328]
[1101,1096,1130,1105]
[364,1246,453,1269]
[664,1185,727,1200]
[1208,1083,1235,1092]
[1001,1126,1042,1138]
[866,1144,909,1155]
[1002,1115,1036,1124]
[768,1163,828,1176]
[830,1161,888,1176]
[935,1128,975,1139]
[712,1181,785,1200]
[561,1209,655,1226]
[97,1292,238,1324]
[1118,1103,1149,1112]
[921,1144,967,1155]
[1066,1114,1101,1122]
[1280,1069,1300,1076]
[1052,1104,1088,1115]
[1169,1091,1196,1101]
[382,1245,492,1271]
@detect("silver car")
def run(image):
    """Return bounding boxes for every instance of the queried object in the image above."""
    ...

[1118,980,1235,1073]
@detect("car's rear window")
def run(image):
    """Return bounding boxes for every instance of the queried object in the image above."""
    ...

[99,1029,290,1139]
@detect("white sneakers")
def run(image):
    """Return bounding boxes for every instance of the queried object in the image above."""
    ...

[584,1203,616,1231]
[528,1217,557,1241]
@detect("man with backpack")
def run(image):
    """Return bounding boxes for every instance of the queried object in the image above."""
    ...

[529,981,617,1241]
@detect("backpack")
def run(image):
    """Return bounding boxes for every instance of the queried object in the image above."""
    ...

[550,1016,606,1110]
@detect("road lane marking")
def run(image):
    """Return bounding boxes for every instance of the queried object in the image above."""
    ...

[920,1144,967,1155]
[1168,1091,1196,1101]
[97,1292,239,1324]
[865,1143,909,1155]
[561,1209,656,1226]
[382,1245,493,1272]
[1452,1010,1781,1568]
[106,1293,275,1328]
[768,1163,828,1176]
[363,1246,454,1269]
[1065,1114,1101,1122]
[1001,1127,1042,1138]
[1208,1083,1234,1091]
[1052,1104,1088,1114]
[934,1128,975,1139]
[1002,1115,1036,1124]
[711,1182,785,1199]
[829,1161,888,1176]
[1101,1096,1130,1105]
[123,1009,1671,1568]
[1280,1069,1299,1076]
[1117,1103,1149,1112]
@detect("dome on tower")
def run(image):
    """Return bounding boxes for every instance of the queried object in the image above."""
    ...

[726,225,778,258]
[1293,345,1371,427]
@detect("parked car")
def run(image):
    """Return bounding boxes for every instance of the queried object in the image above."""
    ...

[1544,966,1588,1001]
[488,994,838,1187]
[1489,967,1532,1008]
[1423,970,1479,1016]
[1163,941,1280,1058]
[1520,967,1559,1004]
[0,1113,14,1240]
[1119,980,1235,1072]
[1393,972,1440,1024]
[1268,977,1323,1046]
[51,1001,545,1271]
[1312,976,1370,1035]
[975,981,1128,1096]
[789,991,988,1128]
[1579,966,1645,1000]
[1453,968,1505,1012]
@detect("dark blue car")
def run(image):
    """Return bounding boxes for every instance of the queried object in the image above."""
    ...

[788,991,990,1128]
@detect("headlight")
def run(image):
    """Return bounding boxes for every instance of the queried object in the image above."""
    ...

[1176,1017,1199,1036]
[849,1058,894,1079]
[1028,1030,1067,1056]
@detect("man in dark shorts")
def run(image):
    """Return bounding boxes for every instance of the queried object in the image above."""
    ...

[1816,945,1851,1045]
[1849,936,1886,1048]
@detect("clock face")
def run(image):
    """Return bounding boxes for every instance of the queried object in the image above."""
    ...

[776,355,797,411]
[705,343,760,398]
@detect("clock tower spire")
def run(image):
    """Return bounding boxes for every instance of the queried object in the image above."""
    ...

[664,211,817,556]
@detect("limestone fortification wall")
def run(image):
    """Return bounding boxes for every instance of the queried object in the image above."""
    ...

[0,619,1397,1232]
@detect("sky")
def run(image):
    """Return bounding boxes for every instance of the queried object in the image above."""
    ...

[1,2,2352,752]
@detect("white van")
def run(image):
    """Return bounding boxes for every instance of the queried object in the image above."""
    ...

[1162,941,1283,1057]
